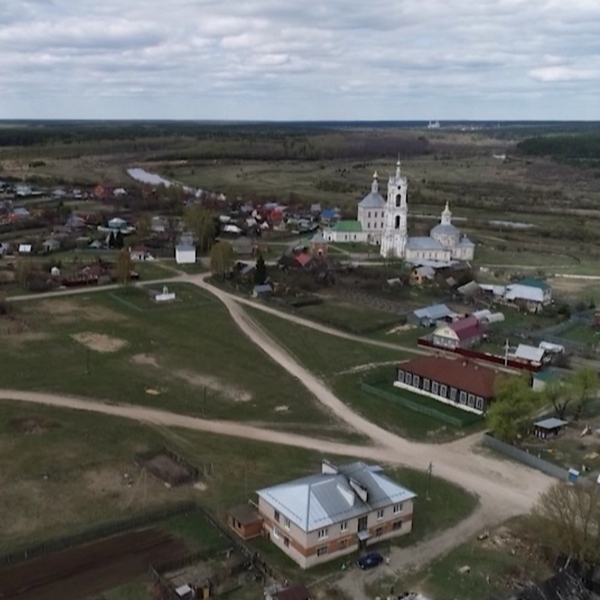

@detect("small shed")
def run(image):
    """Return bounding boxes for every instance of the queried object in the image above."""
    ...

[175,243,196,264]
[18,244,32,254]
[309,230,328,259]
[252,284,273,299]
[129,246,154,261]
[174,584,193,600]
[410,265,435,286]
[533,418,568,440]
[407,303,457,327]
[43,239,61,252]
[228,504,262,540]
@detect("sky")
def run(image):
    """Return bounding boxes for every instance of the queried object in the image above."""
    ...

[1,0,599,120]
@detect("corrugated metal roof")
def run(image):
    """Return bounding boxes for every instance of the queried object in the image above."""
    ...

[412,303,456,320]
[534,417,567,430]
[505,284,544,303]
[512,344,545,363]
[256,462,416,532]
[517,278,551,291]
[333,220,362,232]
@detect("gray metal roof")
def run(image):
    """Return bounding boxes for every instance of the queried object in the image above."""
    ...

[310,230,326,244]
[458,236,475,247]
[176,243,195,251]
[534,417,568,430]
[256,461,416,532]
[430,223,460,236]
[412,303,456,320]
[405,236,443,251]
[358,192,386,209]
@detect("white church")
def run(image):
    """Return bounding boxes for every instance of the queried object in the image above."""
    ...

[323,160,475,262]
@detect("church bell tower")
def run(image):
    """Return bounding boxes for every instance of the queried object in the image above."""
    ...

[380,159,408,259]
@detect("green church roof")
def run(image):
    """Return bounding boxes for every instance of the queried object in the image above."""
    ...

[333,220,363,232]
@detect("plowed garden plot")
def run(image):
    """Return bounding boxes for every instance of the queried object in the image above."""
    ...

[0,527,188,600]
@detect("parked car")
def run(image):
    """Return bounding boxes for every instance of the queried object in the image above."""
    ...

[357,552,384,570]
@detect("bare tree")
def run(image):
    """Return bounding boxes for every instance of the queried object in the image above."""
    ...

[568,367,598,420]
[531,482,600,564]
[115,249,132,285]
[544,377,571,420]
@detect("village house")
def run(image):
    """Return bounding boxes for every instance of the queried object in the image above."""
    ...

[395,355,503,414]
[308,230,328,259]
[42,238,61,253]
[227,504,263,541]
[129,246,154,261]
[407,303,458,327]
[430,315,488,350]
[409,265,435,286]
[257,460,416,569]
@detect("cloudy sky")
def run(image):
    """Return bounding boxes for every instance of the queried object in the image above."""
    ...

[1,0,599,120]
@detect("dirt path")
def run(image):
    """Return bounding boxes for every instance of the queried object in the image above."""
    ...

[2,273,554,599]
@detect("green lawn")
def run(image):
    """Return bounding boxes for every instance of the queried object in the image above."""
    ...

[0,283,351,440]
[474,246,578,267]
[294,299,402,335]
[560,323,600,346]
[101,581,150,600]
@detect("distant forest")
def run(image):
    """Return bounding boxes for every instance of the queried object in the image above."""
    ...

[517,133,600,165]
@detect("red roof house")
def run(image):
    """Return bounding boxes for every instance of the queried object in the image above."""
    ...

[431,315,487,350]
[396,355,504,413]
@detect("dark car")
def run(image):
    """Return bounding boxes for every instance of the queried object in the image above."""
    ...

[357,552,384,570]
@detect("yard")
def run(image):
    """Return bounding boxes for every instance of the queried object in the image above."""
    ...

[365,518,550,600]
[0,283,355,441]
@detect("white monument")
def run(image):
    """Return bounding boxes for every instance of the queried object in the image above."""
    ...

[155,286,176,303]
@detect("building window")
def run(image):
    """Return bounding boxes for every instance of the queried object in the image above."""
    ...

[273,526,280,539]
[431,381,439,395]
[284,537,290,547]
[423,378,430,391]
[468,394,475,407]
[317,546,328,556]
[476,397,484,410]
[413,375,420,388]
[367,222,370,229]
[376,527,383,537]
[393,520,403,531]
[395,215,400,229]
[397,370,404,383]
[459,391,467,404]
[396,193,401,207]
[450,387,457,401]
[377,509,385,520]
[340,539,348,549]
[340,521,348,532]
[317,528,329,539]
[405,373,412,385]
[368,211,371,218]
[381,222,384,229]
[284,517,291,530]
[393,503,403,514]
[440,385,447,398]
[274,510,280,523]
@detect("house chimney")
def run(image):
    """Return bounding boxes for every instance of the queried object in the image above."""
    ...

[322,459,338,475]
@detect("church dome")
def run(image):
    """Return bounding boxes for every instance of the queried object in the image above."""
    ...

[430,222,460,236]
[358,171,386,209]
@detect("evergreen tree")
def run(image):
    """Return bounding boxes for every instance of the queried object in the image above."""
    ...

[254,254,267,285]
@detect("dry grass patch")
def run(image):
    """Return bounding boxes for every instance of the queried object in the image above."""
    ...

[37,299,125,324]
[71,332,128,353]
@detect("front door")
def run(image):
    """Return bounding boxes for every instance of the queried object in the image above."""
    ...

[358,516,368,532]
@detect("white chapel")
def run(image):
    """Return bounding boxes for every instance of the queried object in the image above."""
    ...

[325,160,475,262]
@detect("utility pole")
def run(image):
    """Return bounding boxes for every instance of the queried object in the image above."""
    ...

[426,461,433,501]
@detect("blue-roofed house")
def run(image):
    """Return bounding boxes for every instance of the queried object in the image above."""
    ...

[256,460,416,568]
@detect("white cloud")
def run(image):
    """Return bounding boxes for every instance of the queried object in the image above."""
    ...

[0,0,599,118]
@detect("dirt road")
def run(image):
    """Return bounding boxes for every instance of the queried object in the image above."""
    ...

[1,273,554,598]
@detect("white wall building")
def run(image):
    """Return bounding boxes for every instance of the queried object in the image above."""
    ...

[330,161,475,262]
[175,243,196,264]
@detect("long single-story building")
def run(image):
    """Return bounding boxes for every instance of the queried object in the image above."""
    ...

[395,355,503,414]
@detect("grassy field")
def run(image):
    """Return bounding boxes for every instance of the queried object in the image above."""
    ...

[247,308,477,441]
[0,283,355,440]
[0,398,477,586]
[560,323,600,346]
[293,299,402,335]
